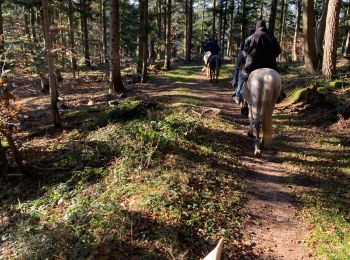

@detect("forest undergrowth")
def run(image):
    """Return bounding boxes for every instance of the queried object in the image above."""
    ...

[0,65,246,259]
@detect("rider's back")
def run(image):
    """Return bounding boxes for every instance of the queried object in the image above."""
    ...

[244,27,281,73]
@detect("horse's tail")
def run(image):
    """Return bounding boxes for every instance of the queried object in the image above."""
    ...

[261,72,281,147]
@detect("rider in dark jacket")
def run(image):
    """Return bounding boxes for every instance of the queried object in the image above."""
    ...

[233,20,281,104]
[204,39,220,65]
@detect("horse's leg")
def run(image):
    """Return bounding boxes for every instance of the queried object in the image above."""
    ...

[254,115,262,157]
[248,105,254,138]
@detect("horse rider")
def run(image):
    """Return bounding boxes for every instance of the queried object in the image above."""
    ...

[231,28,256,90]
[204,38,220,66]
[233,20,281,104]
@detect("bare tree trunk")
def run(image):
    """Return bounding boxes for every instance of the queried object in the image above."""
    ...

[141,0,149,83]
[68,0,78,78]
[24,9,31,39]
[227,0,235,56]
[81,0,91,68]
[0,130,24,173]
[109,0,125,92]
[241,0,246,40]
[279,0,289,61]
[302,0,317,73]
[212,0,216,39]
[185,0,193,63]
[344,30,350,58]
[260,0,264,19]
[322,0,341,77]
[221,0,228,56]
[278,0,285,41]
[315,0,329,65]
[137,0,146,73]
[218,0,223,47]
[292,0,301,61]
[269,0,277,33]
[164,0,172,70]
[200,0,206,53]
[42,0,61,127]
[344,7,350,59]
[31,8,37,42]
[0,144,8,176]
[0,2,4,53]
[102,0,109,63]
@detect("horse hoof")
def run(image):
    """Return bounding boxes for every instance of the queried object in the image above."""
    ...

[247,132,254,138]
[254,149,262,157]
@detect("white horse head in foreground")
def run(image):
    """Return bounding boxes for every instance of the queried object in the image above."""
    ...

[203,238,224,260]
[242,68,281,156]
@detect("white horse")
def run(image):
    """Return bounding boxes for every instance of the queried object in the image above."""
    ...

[242,68,281,156]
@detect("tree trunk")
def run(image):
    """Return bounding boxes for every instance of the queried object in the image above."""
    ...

[31,8,37,42]
[200,0,206,53]
[302,0,317,73]
[68,0,78,78]
[81,0,91,68]
[315,0,329,64]
[149,37,156,63]
[185,0,193,63]
[269,0,277,33]
[0,144,8,176]
[102,0,109,63]
[24,9,31,39]
[42,0,61,127]
[222,0,228,56]
[137,0,146,73]
[260,0,264,19]
[227,0,235,56]
[241,0,246,40]
[278,0,285,42]
[292,0,301,61]
[218,0,223,47]
[212,0,216,39]
[344,6,350,59]
[279,0,289,61]
[141,0,149,83]
[0,2,4,53]
[322,0,341,77]
[164,0,172,70]
[344,30,350,58]
[109,0,125,92]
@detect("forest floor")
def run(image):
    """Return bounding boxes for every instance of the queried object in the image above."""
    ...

[0,62,349,259]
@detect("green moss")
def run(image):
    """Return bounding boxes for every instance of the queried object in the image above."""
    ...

[317,87,330,95]
[1,140,9,148]
[329,80,343,89]
[291,87,308,102]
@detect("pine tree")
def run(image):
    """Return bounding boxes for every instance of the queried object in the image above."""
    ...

[109,0,125,92]
[322,0,341,77]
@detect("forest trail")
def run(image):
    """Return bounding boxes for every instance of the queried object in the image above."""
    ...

[140,64,308,259]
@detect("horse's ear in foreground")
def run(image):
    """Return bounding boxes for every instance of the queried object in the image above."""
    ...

[242,68,281,157]
[203,238,224,260]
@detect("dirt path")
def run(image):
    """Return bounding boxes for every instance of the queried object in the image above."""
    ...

[141,66,308,259]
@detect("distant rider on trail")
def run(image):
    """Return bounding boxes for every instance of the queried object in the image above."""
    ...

[203,38,221,66]
[232,20,281,104]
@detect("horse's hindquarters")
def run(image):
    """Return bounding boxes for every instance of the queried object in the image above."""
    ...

[244,68,281,155]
